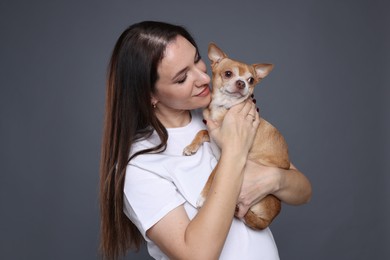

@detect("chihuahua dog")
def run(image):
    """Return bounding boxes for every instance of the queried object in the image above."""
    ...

[183,43,290,230]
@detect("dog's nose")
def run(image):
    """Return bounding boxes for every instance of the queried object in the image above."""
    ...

[236,80,245,89]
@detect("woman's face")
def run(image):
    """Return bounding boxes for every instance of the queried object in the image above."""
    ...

[153,36,211,111]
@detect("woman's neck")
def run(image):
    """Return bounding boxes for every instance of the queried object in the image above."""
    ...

[155,108,191,128]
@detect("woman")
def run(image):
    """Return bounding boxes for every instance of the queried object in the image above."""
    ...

[100,21,311,260]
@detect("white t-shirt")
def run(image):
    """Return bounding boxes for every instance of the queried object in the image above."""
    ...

[123,109,280,260]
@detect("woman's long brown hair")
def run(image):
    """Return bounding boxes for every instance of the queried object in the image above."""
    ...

[99,21,198,259]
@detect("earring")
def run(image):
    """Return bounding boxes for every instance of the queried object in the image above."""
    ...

[152,102,157,109]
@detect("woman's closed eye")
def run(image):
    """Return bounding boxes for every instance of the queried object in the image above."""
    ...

[176,74,187,84]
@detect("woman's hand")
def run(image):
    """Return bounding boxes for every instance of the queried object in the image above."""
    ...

[207,99,259,156]
[235,161,281,218]
[235,162,312,218]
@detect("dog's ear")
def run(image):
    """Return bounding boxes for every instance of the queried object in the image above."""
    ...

[253,64,274,80]
[208,43,227,66]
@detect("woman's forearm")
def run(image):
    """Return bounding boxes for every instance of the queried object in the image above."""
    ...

[235,161,311,218]
[148,150,247,260]
[183,150,246,259]
[274,164,312,205]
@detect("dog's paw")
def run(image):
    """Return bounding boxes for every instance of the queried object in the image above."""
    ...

[182,144,200,156]
[196,195,206,208]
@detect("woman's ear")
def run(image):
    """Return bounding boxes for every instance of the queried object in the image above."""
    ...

[151,96,158,109]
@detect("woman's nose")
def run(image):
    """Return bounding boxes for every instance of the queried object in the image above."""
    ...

[195,68,210,87]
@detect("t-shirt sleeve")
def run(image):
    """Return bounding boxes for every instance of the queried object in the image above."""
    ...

[123,163,186,239]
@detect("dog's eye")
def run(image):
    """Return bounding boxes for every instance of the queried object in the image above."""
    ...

[224,71,232,78]
[248,77,254,84]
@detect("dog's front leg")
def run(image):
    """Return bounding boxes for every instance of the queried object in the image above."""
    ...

[182,130,210,156]
[196,165,217,208]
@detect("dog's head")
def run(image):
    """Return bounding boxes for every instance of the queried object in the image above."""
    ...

[208,43,273,108]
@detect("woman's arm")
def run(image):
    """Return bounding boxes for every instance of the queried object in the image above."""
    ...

[147,99,260,259]
[274,163,312,205]
[235,161,312,218]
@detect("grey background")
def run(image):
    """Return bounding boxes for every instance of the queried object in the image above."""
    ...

[1,0,388,259]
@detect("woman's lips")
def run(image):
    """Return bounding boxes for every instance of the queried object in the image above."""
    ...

[195,86,210,97]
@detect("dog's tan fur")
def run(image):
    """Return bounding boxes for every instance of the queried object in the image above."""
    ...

[183,43,290,230]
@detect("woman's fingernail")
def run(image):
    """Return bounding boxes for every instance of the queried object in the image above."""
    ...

[251,94,254,98]
[257,107,259,112]
[252,99,257,104]
[202,119,207,125]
